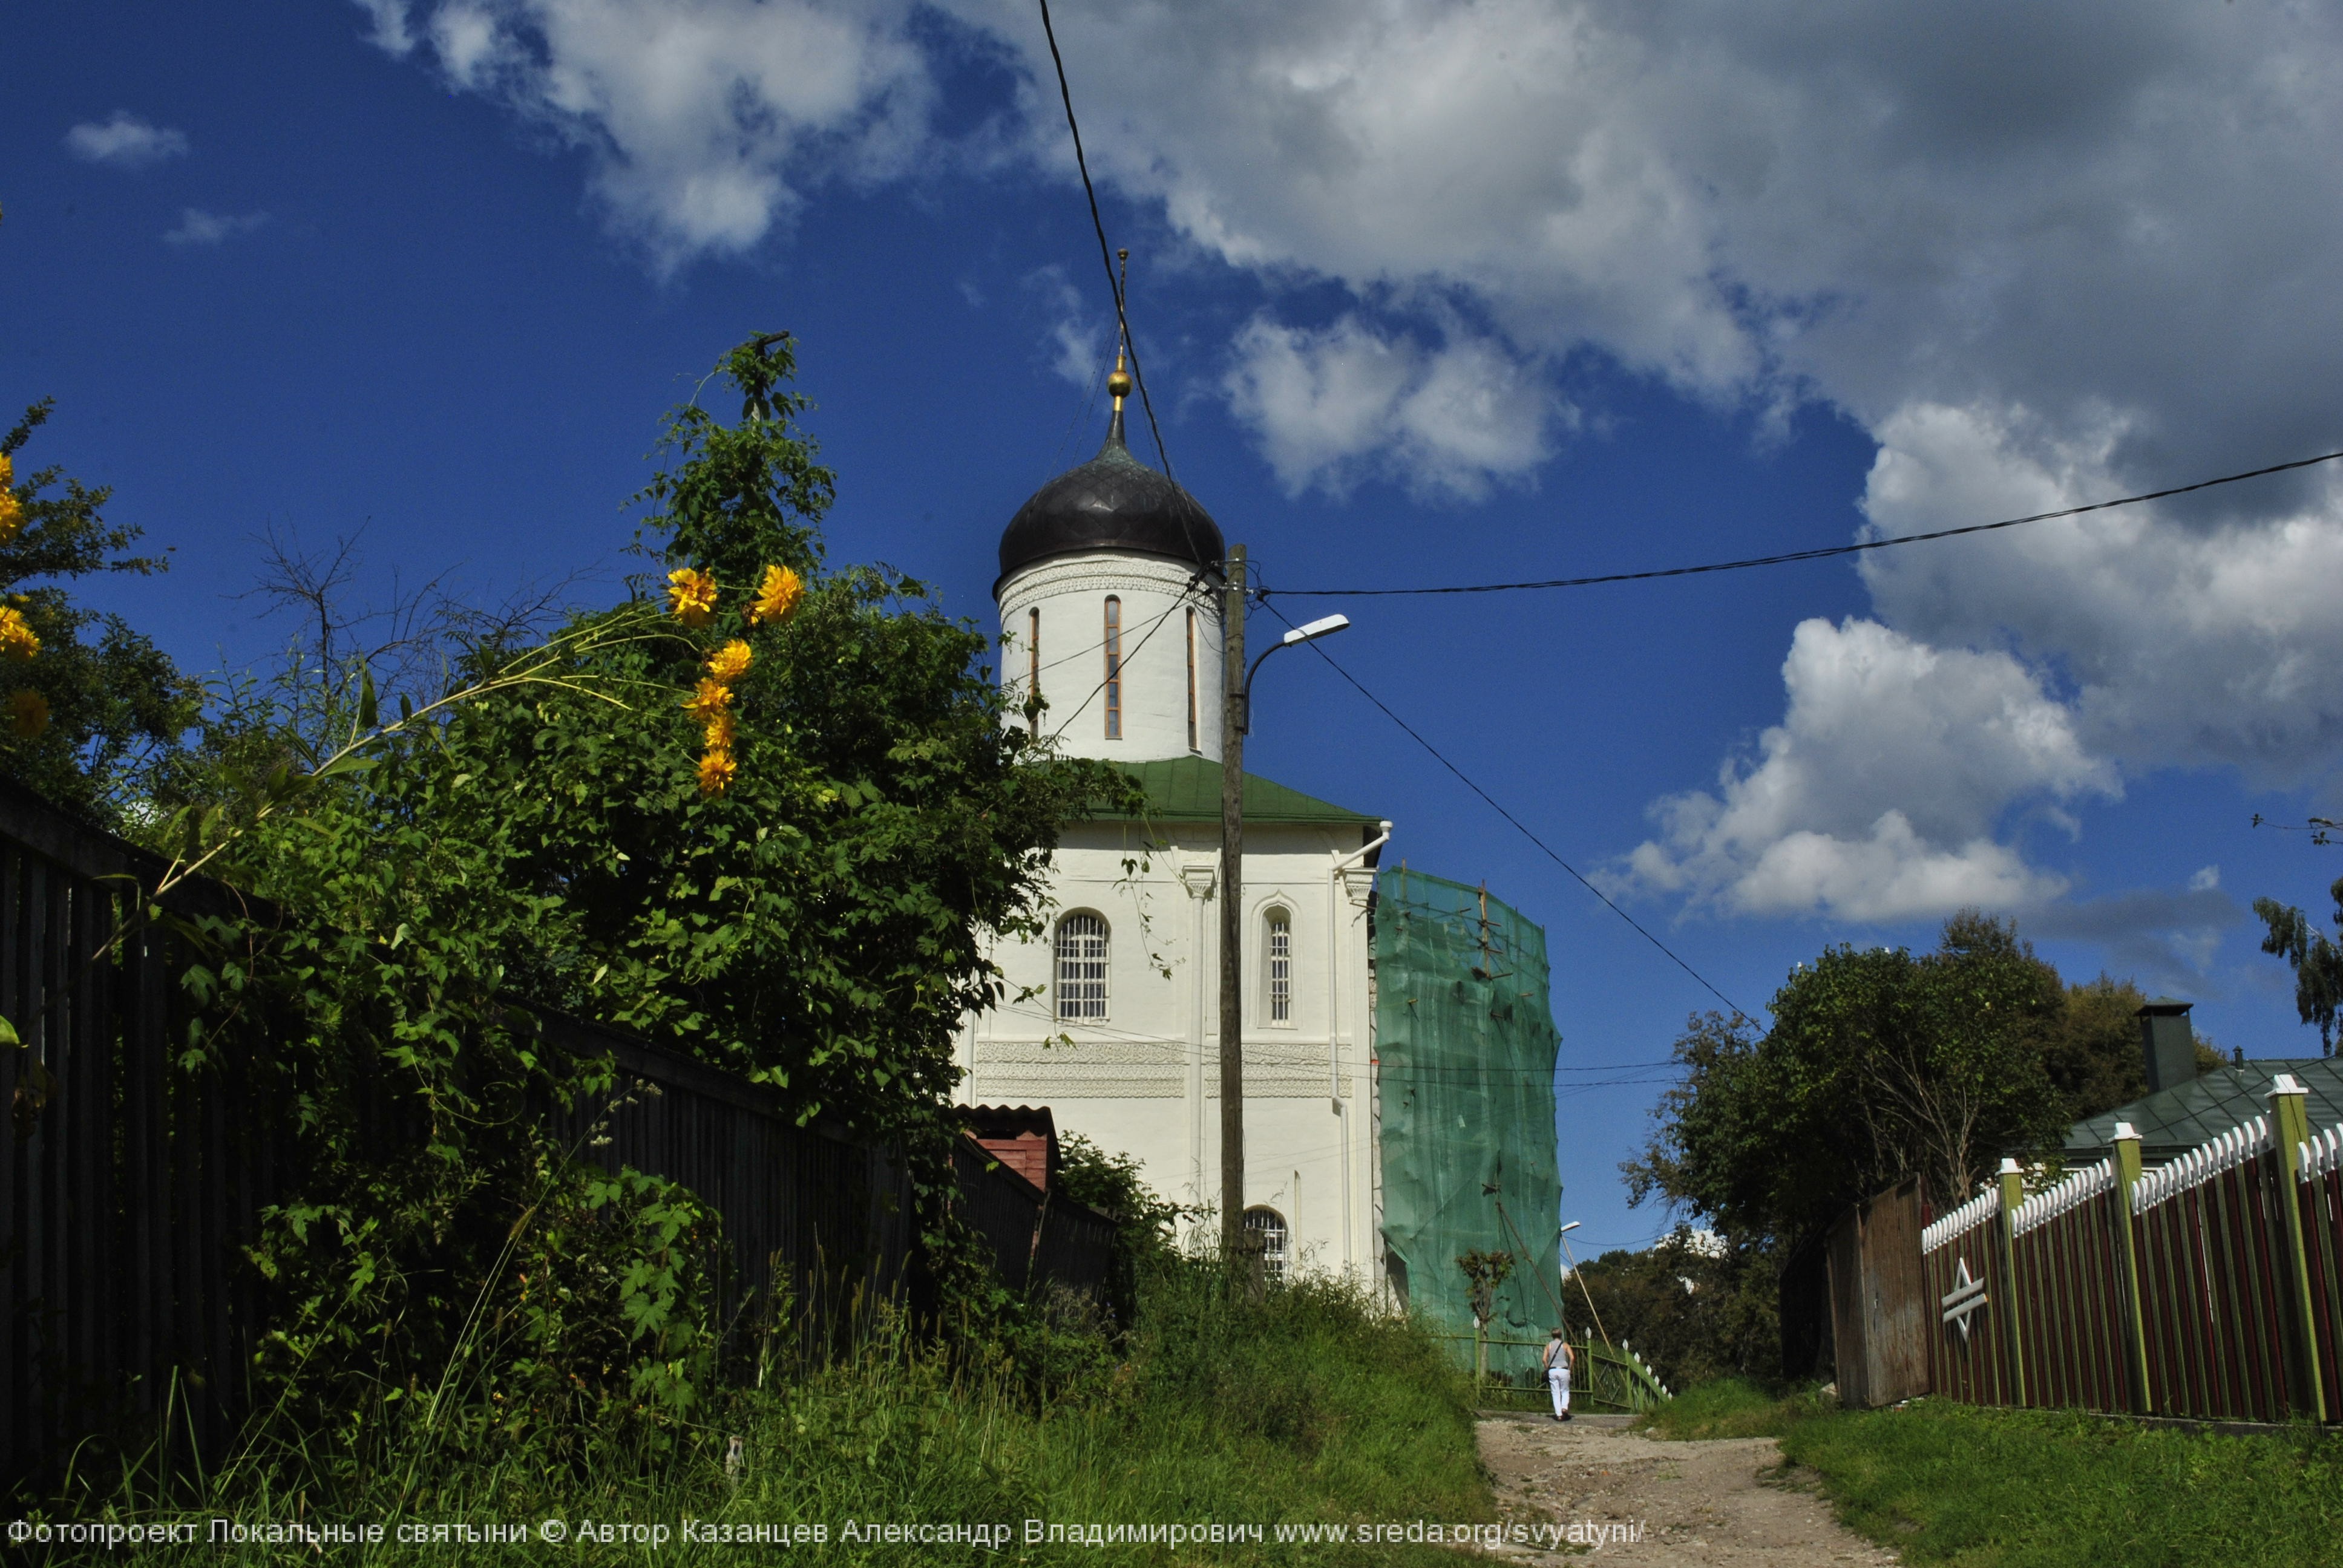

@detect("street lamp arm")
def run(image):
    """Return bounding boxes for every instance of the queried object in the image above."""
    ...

[1236,613,1349,734]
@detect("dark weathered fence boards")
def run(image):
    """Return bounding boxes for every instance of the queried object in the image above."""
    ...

[1916,1082,2343,1425]
[530,1012,923,1345]
[0,779,1113,1499]
[949,1135,1116,1302]
[1826,1177,1930,1408]
[0,779,289,1501]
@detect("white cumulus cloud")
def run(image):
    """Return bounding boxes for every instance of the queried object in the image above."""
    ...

[354,0,2343,923]
[354,0,932,270]
[1222,315,1554,499]
[64,112,190,169]
[1627,617,2117,921]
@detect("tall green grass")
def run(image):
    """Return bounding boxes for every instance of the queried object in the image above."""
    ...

[1781,1402,2343,1567]
[21,1259,1492,1564]
[1643,1381,2343,1567]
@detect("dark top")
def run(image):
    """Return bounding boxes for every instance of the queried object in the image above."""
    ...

[997,409,1224,591]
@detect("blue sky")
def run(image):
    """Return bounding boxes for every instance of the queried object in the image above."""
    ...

[11,1,2343,1256]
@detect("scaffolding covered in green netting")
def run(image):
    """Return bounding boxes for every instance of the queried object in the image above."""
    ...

[1375,867,1564,1384]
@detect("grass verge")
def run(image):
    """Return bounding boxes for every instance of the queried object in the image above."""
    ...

[1644,1383,2343,1566]
[25,1262,1493,1564]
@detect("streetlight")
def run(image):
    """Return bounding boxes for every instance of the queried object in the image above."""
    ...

[1234,614,1350,736]
[1557,1220,1610,1345]
[1219,545,1349,1267]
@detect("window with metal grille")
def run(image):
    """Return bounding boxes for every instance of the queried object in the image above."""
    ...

[1266,909,1292,1023]
[1055,912,1109,1021]
[1244,1206,1289,1282]
[1103,596,1122,740]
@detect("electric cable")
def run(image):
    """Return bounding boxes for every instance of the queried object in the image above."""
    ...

[1255,596,1748,1017]
[1259,446,2343,599]
[1034,1,1190,513]
[1042,588,1193,743]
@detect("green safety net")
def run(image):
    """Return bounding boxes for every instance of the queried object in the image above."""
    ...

[1375,868,1565,1383]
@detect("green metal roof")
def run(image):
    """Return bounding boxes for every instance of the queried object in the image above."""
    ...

[1109,756,1380,828]
[2065,1058,2343,1163]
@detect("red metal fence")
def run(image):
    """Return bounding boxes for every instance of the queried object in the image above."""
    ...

[1921,1081,2342,1423]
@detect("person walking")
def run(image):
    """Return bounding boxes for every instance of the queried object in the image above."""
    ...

[1542,1328,1573,1422]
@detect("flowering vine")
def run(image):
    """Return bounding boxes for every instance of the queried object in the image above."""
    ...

[669,568,801,795]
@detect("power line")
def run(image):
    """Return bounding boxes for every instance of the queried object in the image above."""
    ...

[1042,587,1195,742]
[1034,1,1185,497]
[1254,596,1748,1017]
[1260,447,2343,599]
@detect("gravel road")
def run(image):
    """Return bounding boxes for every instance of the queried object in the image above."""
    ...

[1473,1413,1898,1564]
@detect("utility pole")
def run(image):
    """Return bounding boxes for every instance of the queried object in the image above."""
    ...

[1219,542,1247,1266]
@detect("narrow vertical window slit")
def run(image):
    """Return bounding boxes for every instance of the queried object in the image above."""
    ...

[1103,596,1122,740]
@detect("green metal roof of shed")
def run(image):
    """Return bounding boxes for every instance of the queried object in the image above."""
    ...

[2065,1058,2343,1163]
[1109,756,1380,828]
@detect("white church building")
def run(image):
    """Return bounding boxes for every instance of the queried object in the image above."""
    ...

[955,393,1391,1281]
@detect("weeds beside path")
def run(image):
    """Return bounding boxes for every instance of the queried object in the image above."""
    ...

[1642,1381,2343,1568]
[24,1265,1497,1565]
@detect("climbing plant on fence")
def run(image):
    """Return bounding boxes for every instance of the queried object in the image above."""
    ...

[2,335,1134,1488]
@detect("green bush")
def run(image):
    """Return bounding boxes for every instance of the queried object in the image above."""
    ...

[37,1255,1491,1564]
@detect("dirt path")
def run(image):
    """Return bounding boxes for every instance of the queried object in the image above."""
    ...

[1473,1413,1897,1565]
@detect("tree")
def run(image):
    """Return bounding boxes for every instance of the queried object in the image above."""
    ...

[1629,913,2069,1236]
[1456,1249,1516,1379]
[0,399,200,823]
[1625,912,2076,1379]
[1568,1227,1778,1392]
[149,334,1138,1435]
[2255,880,2343,1054]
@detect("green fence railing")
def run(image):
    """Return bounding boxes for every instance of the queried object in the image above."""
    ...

[1432,1330,1673,1414]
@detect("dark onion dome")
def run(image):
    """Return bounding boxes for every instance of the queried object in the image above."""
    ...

[997,408,1224,592]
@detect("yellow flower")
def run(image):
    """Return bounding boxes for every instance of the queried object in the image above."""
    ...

[6,689,47,739]
[0,489,22,544]
[747,564,804,626]
[665,567,719,628]
[705,639,753,685]
[702,708,737,751]
[0,607,38,661]
[696,746,738,796]
[683,678,733,720]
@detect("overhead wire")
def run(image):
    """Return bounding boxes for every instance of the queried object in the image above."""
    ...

[1259,446,2343,599]
[1041,588,1196,743]
[1035,0,1196,544]
[1255,595,1748,1017]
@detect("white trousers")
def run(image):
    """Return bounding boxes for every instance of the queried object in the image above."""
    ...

[1547,1364,1570,1416]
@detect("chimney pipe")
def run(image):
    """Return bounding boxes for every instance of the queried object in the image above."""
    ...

[2137,998,2196,1094]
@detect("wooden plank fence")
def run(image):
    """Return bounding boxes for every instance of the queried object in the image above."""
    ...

[0,779,1112,1498]
[1825,1177,1930,1408]
[1920,1076,2343,1424]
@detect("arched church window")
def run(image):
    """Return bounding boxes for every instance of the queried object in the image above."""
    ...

[1265,908,1292,1024]
[1027,607,1041,704]
[1055,912,1109,1021]
[1103,596,1122,740]
[1244,1206,1289,1282]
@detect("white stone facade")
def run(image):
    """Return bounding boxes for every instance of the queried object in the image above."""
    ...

[967,548,1387,1280]
[1000,551,1225,765]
